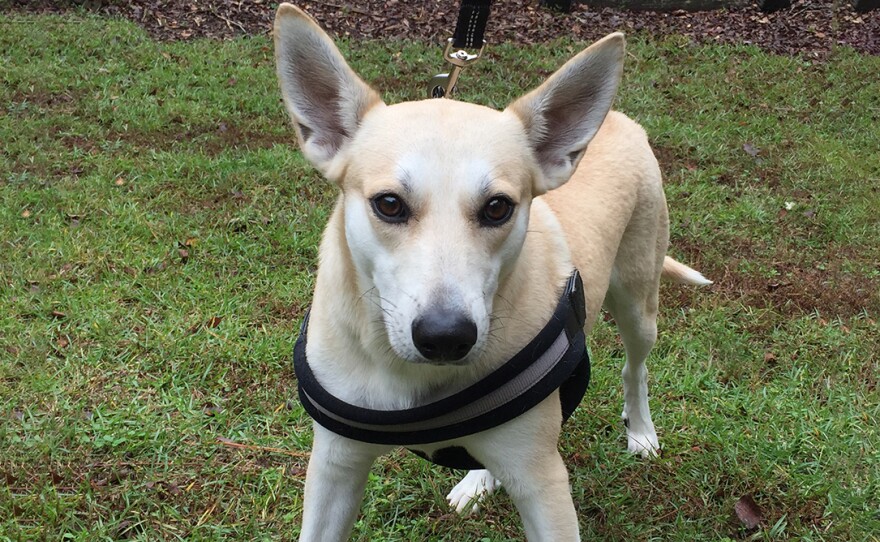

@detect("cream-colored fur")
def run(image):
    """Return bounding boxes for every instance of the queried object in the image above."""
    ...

[274,4,710,541]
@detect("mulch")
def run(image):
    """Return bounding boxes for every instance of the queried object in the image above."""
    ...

[7,0,880,57]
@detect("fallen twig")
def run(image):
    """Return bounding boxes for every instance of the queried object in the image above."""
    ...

[216,436,310,458]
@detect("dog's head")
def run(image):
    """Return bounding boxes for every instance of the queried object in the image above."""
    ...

[275,4,623,366]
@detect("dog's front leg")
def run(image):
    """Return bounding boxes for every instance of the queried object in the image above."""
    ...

[503,450,578,541]
[299,424,387,541]
[469,403,580,541]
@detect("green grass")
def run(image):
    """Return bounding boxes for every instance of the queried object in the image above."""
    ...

[2,12,879,541]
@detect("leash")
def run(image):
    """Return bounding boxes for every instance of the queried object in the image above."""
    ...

[427,0,492,99]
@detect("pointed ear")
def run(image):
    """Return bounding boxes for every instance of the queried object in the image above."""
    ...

[274,4,384,177]
[506,33,625,194]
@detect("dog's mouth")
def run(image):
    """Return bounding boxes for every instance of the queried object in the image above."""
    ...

[413,357,473,367]
[380,308,487,367]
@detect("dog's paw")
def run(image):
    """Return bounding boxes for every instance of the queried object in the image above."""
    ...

[446,469,501,515]
[626,429,660,458]
[622,413,660,458]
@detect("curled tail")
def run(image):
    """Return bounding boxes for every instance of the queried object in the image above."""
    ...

[662,256,712,286]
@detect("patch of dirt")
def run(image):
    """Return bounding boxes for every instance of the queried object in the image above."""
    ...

[655,141,879,319]
[104,122,294,156]
[7,0,880,57]
[7,88,292,162]
[666,232,880,318]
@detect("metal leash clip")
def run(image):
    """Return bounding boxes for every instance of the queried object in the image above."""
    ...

[428,38,486,99]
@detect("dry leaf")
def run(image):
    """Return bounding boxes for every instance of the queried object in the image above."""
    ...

[734,494,763,529]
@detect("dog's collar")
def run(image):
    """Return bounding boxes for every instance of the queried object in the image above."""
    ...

[293,270,590,464]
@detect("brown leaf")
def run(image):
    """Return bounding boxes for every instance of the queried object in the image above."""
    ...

[734,494,763,530]
[206,316,223,328]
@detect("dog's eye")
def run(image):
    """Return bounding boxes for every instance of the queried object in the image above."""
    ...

[480,196,515,227]
[371,193,409,224]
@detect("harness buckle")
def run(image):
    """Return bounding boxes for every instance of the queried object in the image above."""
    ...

[428,38,487,99]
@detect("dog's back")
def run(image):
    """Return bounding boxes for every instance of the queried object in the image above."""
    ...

[543,110,667,334]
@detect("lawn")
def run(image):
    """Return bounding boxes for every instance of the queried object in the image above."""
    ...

[1,11,878,541]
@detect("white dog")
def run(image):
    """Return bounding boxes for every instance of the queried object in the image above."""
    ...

[274,4,710,540]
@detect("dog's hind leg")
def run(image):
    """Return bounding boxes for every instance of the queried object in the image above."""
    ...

[604,272,661,457]
[447,469,501,514]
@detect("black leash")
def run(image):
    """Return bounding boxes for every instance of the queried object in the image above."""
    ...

[428,0,492,99]
[451,0,492,49]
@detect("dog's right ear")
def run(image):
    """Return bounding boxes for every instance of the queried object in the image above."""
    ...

[274,4,384,178]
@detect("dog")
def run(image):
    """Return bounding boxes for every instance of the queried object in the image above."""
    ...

[273,4,710,540]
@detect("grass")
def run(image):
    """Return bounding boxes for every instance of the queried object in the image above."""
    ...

[1,11,879,541]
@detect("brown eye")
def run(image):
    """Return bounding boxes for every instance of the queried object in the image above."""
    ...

[371,193,409,224]
[480,196,514,227]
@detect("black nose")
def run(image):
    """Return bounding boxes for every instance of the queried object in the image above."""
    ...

[411,310,478,362]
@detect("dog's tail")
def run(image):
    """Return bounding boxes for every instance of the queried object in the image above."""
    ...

[662,256,712,286]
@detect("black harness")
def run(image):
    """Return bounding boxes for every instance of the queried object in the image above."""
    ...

[293,270,591,470]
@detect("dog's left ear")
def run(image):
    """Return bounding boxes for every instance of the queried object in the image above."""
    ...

[274,4,384,178]
[506,33,625,194]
